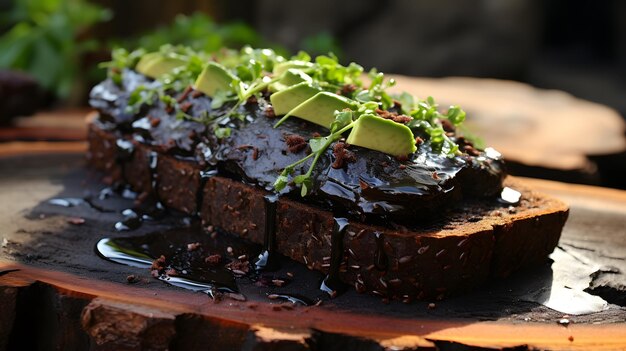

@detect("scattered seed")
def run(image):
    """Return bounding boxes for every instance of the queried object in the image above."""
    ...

[398,256,412,264]
[348,248,358,260]
[66,217,85,225]
[272,279,286,287]
[187,242,201,251]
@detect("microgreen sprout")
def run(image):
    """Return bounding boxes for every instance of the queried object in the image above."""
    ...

[274,109,359,195]
[273,103,381,195]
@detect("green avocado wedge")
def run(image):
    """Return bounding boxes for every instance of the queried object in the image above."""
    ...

[270,82,321,115]
[284,92,357,129]
[273,60,314,76]
[135,52,160,74]
[135,54,186,79]
[346,114,417,157]
[194,62,239,97]
[270,69,313,92]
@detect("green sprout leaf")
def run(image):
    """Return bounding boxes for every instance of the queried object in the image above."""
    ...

[396,92,415,115]
[330,109,353,132]
[445,105,466,125]
[308,137,327,153]
[273,174,289,192]
[292,50,311,62]
[214,127,232,139]
[210,89,236,109]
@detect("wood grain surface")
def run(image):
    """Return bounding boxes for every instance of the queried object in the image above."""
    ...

[389,76,626,171]
[0,144,625,350]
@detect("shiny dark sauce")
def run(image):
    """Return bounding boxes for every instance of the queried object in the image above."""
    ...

[373,232,388,271]
[320,217,350,296]
[95,222,325,304]
[95,225,240,297]
[255,194,280,271]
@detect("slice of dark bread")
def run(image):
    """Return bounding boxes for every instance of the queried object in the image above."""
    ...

[87,114,569,300]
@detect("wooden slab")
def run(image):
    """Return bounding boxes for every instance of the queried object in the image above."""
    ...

[0,108,88,142]
[1,144,626,350]
[389,75,626,182]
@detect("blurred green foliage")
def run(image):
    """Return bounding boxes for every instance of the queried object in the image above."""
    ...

[0,2,341,103]
[118,13,343,59]
[302,32,343,59]
[123,13,280,55]
[0,0,111,98]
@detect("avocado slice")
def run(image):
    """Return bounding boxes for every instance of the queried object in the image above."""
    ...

[270,69,313,92]
[135,54,186,79]
[286,92,357,129]
[273,60,314,76]
[270,82,321,115]
[194,62,239,97]
[135,52,161,73]
[346,114,417,157]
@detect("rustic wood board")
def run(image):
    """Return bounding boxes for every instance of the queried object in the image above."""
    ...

[1,144,625,350]
[0,108,88,142]
[389,76,626,186]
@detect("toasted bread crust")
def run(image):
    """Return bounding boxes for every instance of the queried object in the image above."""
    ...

[87,120,569,300]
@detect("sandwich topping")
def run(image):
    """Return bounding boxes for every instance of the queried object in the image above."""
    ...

[91,45,505,225]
